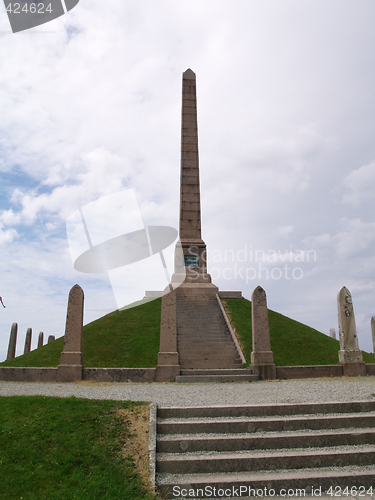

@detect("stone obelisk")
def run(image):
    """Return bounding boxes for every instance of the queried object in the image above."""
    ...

[337,286,366,376]
[172,69,218,295]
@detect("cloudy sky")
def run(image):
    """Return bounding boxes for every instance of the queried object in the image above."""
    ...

[1,0,375,360]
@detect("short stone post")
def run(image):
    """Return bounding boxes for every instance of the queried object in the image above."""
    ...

[57,284,84,382]
[330,327,336,340]
[371,317,375,354]
[24,328,32,354]
[48,335,55,344]
[155,291,180,382]
[337,286,366,376]
[7,323,18,360]
[250,286,276,380]
[37,332,44,349]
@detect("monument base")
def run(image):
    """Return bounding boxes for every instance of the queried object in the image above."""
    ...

[253,364,277,380]
[57,351,83,382]
[155,364,180,382]
[57,364,83,382]
[340,361,367,377]
[171,282,219,295]
[251,351,274,365]
[338,349,363,364]
[251,351,276,380]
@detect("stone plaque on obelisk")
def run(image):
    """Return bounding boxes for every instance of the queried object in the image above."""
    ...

[171,69,217,295]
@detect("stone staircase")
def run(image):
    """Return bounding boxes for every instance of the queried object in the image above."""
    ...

[155,401,375,498]
[176,294,243,370]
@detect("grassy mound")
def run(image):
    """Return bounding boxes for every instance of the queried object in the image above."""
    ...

[0,396,156,500]
[1,298,161,368]
[2,297,375,368]
[223,299,375,366]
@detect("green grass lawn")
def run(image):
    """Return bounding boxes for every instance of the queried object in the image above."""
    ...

[0,396,156,500]
[223,298,375,366]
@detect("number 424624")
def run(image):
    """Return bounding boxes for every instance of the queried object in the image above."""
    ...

[6,3,53,13]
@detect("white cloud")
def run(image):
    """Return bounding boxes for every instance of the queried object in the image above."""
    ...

[276,226,294,238]
[342,160,375,207]
[1,148,135,230]
[0,223,18,245]
[0,209,21,226]
[305,218,375,263]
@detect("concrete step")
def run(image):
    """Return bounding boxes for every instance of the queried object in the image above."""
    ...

[156,428,375,453]
[179,355,242,361]
[179,369,254,376]
[178,325,229,328]
[179,354,241,360]
[157,467,375,498]
[178,333,229,336]
[154,402,375,497]
[157,413,375,435]
[179,362,243,370]
[157,447,375,474]
[178,339,237,353]
[157,401,375,419]
[177,335,233,340]
[178,351,240,358]
[176,374,258,383]
[179,360,242,365]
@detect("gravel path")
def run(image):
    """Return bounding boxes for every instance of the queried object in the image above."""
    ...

[1,377,375,406]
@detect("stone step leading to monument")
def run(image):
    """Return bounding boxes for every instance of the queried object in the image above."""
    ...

[178,352,241,357]
[176,294,243,370]
[176,368,258,383]
[156,428,375,453]
[176,361,243,370]
[154,401,375,498]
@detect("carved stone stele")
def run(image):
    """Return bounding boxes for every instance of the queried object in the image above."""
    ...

[156,291,180,382]
[337,286,366,376]
[7,323,17,360]
[37,332,44,349]
[250,286,276,380]
[24,328,32,354]
[57,284,84,382]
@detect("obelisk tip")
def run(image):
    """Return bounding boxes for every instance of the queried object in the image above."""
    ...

[183,68,195,80]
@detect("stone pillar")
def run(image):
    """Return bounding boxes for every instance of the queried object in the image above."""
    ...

[171,69,217,294]
[371,317,375,354]
[57,284,84,382]
[337,286,366,376]
[48,335,55,344]
[37,332,44,349]
[250,286,276,380]
[6,323,18,360]
[155,291,180,382]
[330,327,336,340]
[24,328,32,354]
